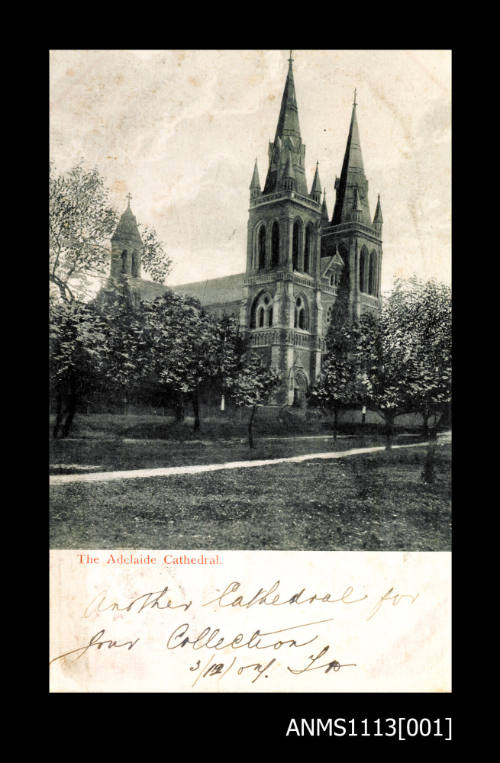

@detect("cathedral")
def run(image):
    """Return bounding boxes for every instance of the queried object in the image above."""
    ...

[104,55,384,406]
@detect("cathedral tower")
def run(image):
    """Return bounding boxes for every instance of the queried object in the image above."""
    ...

[321,92,383,319]
[241,55,323,405]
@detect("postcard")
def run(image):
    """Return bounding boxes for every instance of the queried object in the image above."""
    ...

[49,49,451,696]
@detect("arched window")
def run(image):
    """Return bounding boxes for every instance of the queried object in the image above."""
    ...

[258,226,266,270]
[294,295,308,330]
[304,224,313,274]
[369,251,377,295]
[293,220,300,270]
[271,222,280,268]
[359,247,369,292]
[250,292,274,329]
[121,250,128,274]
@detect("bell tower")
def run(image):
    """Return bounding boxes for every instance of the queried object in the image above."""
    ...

[241,53,323,404]
[110,194,143,281]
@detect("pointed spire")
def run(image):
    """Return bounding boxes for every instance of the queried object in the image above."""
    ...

[321,190,329,225]
[274,53,301,142]
[373,193,383,233]
[112,196,142,244]
[332,95,371,225]
[310,161,322,201]
[249,158,261,199]
[263,54,308,195]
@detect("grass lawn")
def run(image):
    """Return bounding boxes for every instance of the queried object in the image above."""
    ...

[49,412,429,474]
[49,432,421,474]
[50,443,451,551]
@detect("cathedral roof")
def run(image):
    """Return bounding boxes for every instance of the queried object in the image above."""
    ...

[173,273,244,307]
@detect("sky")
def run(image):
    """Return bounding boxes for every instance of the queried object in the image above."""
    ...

[50,49,451,293]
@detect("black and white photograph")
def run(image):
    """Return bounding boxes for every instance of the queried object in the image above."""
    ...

[49,49,451,696]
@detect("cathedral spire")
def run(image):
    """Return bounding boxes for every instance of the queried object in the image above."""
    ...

[332,92,370,225]
[263,54,308,195]
[273,52,301,143]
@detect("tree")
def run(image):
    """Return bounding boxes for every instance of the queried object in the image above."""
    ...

[97,294,146,412]
[356,277,451,461]
[50,163,118,303]
[227,352,281,448]
[310,316,363,441]
[385,278,451,482]
[50,298,107,437]
[138,293,222,431]
[139,224,172,285]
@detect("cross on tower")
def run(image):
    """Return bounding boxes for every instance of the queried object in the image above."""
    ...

[353,88,357,107]
[288,49,294,64]
[126,192,132,205]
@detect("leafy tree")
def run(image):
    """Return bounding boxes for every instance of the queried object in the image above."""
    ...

[139,224,172,285]
[227,352,281,448]
[97,294,146,412]
[310,315,363,441]
[356,278,451,463]
[50,163,118,303]
[50,298,107,437]
[138,293,222,431]
[385,277,451,482]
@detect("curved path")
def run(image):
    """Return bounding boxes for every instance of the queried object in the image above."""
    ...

[49,437,450,487]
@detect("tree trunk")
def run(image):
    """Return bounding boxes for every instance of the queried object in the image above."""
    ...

[384,413,395,451]
[61,393,76,438]
[192,390,201,432]
[248,405,257,448]
[53,390,63,439]
[175,394,185,423]
[422,404,430,439]
[421,425,438,484]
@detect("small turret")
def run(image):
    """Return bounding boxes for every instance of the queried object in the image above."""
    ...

[310,161,322,203]
[282,149,296,191]
[350,185,363,222]
[249,158,261,200]
[373,194,383,235]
